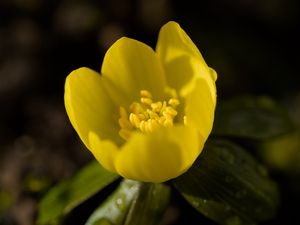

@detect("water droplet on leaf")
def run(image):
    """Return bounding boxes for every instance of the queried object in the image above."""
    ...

[115,194,126,211]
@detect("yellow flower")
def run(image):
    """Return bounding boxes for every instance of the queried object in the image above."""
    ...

[64,21,217,183]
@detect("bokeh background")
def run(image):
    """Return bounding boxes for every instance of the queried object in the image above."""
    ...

[0,0,299,225]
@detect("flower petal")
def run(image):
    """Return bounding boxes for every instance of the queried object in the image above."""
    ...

[114,126,203,183]
[101,37,167,105]
[156,21,217,103]
[88,132,119,173]
[184,77,216,140]
[64,67,123,149]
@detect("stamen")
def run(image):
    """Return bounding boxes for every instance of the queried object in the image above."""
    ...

[151,102,162,112]
[163,117,173,127]
[141,97,152,105]
[118,89,181,140]
[139,120,146,132]
[138,113,146,120]
[164,107,178,117]
[140,90,152,98]
[129,113,140,128]
[168,98,180,107]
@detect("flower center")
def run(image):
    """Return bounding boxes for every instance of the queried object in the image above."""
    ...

[118,90,180,140]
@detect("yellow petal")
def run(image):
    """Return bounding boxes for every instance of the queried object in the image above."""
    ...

[156,21,217,102]
[209,67,218,82]
[115,126,202,183]
[64,67,123,149]
[101,37,167,105]
[88,132,119,173]
[184,77,216,140]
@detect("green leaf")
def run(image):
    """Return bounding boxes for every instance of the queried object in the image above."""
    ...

[124,182,170,225]
[37,160,119,225]
[212,96,293,140]
[85,179,170,225]
[85,179,140,225]
[173,139,279,225]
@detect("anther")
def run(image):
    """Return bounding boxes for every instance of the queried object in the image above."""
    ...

[165,107,178,116]
[168,98,180,107]
[140,90,152,98]
[129,113,140,128]
[138,113,146,120]
[139,120,146,132]
[163,118,173,127]
[149,120,159,132]
[160,101,167,114]
[130,102,143,113]
[141,97,152,105]
[158,117,166,125]
[151,102,162,112]
[118,89,181,140]
[148,111,159,120]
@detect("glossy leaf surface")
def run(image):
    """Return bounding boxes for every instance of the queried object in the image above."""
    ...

[85,179,170,225]
[37,160,119,225]
[173,139,279,225]
[212,96,293,140]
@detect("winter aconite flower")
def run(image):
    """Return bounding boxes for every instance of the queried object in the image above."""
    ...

[64,21,217,183]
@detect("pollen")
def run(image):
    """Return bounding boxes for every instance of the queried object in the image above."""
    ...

[118,90,180,140]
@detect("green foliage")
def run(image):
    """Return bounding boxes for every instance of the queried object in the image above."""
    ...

[123,181,170,225]
[85,180,170,225]
[212,96,294,139]
[36,96,293,225]
[85,179,140,225]
[173,139,279,225]
[37,161,119,225]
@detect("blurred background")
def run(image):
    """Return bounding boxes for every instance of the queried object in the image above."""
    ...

[0,0,299,225]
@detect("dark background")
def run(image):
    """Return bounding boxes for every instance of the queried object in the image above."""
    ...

[0,0,299,225]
